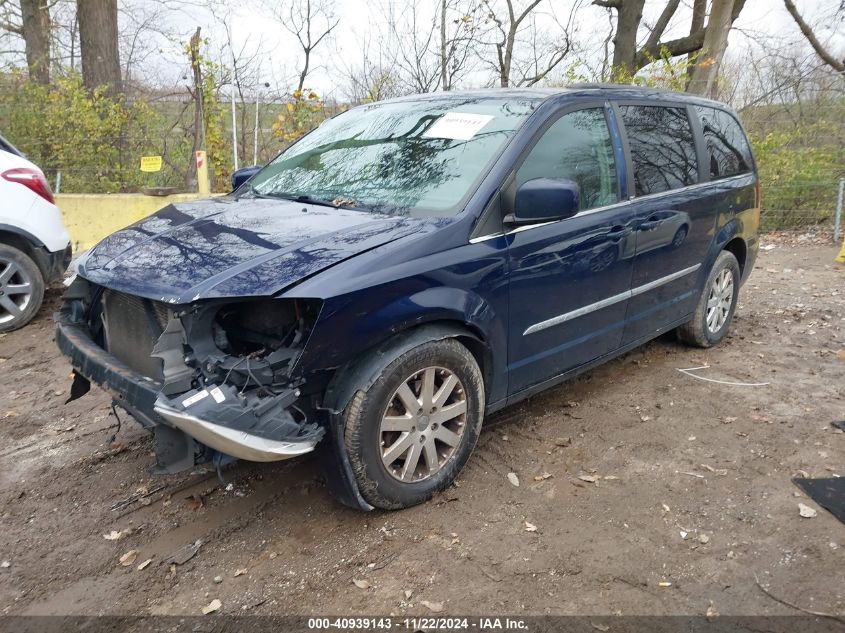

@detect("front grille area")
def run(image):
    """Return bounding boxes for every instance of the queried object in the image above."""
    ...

[101,290,171,381]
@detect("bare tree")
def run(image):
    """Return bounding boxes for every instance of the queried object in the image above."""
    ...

[687,0,745,96]
[338,34,403,103]
[481,0,572,87]
[377,0,440,93]
[186,26,203,190]
[272,0,338,93]
[0,0,52,83]
[439,0,483,90]
[593,0,746,79]
[376,0,481,93]
[78,0,121,95]
[783,0,844,75]
[21,0,51,83]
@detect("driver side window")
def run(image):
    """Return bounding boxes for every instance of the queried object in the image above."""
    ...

[516,108,618,211]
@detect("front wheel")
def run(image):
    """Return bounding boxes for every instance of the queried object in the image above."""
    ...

[677,250,740,348]
[342,338,484,510]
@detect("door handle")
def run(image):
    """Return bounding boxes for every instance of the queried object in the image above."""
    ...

[607,226,631,241]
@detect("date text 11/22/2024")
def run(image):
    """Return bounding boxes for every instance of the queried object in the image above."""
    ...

[307,617,529,630]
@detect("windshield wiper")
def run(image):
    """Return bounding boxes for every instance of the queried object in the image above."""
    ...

[255,191,359,209]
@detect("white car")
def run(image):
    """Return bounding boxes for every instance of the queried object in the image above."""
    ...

[0,135,71,331]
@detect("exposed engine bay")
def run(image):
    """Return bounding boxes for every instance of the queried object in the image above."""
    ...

[58,277,325,474]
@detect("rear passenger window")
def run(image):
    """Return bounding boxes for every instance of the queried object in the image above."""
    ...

[696,106,752,180]
[517,108,618,211]
[620,105,698,196]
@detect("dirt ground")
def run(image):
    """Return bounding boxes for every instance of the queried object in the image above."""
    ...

[0,240,843,618]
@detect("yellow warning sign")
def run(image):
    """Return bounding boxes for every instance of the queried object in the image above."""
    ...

[140,155,162,172]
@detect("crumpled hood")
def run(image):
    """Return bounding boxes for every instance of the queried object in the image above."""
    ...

[80,197,429,303]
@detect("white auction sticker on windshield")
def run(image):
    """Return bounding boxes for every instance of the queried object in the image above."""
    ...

[423,112,494,141]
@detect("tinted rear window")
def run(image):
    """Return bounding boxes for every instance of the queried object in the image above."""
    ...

[620,105,698,196]
[695,106,752,180]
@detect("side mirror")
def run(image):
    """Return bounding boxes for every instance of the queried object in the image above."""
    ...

[506,178,580,225]
[231,165,261,191]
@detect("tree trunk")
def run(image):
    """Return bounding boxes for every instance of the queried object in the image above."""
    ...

[187,27,203,190]
[687,0,743,96]
[610,0,645,74]
[783,0,845,75]
[20,0,51,85]
[78,0,122,96]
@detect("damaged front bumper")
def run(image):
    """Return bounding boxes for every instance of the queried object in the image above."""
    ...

[153,384,320,463]
[55,282,324,472]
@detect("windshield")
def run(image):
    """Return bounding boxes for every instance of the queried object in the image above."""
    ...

[245,97,541,216]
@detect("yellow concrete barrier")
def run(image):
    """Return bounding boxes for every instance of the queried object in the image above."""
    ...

[56,193,209,252]
[836,237,845,264]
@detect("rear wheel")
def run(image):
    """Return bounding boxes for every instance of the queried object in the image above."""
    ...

[343,338,484,510]
[0,244,44,332]
[677,250,740,348]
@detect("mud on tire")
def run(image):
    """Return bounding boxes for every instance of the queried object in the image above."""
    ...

[677,250,740,348]
[342,338,484,510]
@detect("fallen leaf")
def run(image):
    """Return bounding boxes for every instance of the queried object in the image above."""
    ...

[836,350,845,361]
[798,503,817,518]
[421,600,443,612]
[533,472,552,481]
[233,568,247,577]
[136,558,152,570]
[591,624,610,632]
[698,534,710,544]
[578,475,598,483]
[523,521,538,532]
[603,475,619,481]
[201,598,221,615]
[639,414,651,422]
[722,416,737,424]
[103,530,122,541]
[706,600,720,619]
[553,437,572,447]
[404,589,413,599]
[185,493,203,511]
[507,472,520,487]
[119,550,137,566]
[352,578,371,589]
[661,503,671,512]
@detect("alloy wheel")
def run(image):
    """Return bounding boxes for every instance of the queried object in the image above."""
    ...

[706,268,734,333]
[0,257,33,325]
[379,366,467,483]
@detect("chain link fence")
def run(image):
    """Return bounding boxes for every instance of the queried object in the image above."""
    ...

[762,178,845,236]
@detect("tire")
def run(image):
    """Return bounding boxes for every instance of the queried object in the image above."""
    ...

[677,250,740,348]
[343,338,484,510]
[0,244,45,333]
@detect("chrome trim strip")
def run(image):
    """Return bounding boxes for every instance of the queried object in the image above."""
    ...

[523,289,630,335]
[522,263,702,336]
[630,263,701,297]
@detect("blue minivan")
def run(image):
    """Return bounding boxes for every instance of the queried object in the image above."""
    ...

[57,85,759,510]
